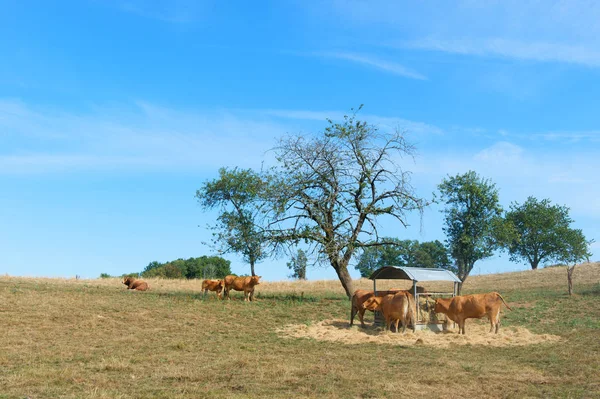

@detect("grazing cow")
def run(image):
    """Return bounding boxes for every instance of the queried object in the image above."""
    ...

[362,291,416,333]
[434,292,512,335]
[223,275,261,301]
[201,279,224,299]
[350,288,423,327]
[122,277,149,291]
[350,289,375,327]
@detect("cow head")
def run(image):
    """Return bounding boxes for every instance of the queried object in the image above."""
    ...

[434,297,451,314]
[122,277,134,287]
[362,296,383,311]
[250,275,261,286]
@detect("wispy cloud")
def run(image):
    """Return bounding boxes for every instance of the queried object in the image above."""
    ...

[0,100,444,174]
[318,52,427,80]
[0,100,285,174]
[474,141,524,163]
[400,38,600,67]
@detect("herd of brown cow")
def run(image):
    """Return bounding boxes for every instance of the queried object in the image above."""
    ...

[123,276,510,335]
[351,287,512,335]
[122,275,262,301]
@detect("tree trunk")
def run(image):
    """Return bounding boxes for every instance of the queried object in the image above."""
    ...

[531,260,539,270]
[457,281,463,296]
[250,260,255,277]
[567,264,575,296]
[333,263,354,299]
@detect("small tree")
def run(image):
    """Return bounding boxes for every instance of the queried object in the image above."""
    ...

[504,197,589,271]
[437,171,504,292]
[557,229,592,296]
[196,167,268,276]
[287,249,308,280]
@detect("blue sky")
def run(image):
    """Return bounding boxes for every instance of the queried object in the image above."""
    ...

[1,0,599,280]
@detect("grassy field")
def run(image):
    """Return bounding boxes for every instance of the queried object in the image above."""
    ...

[1,263,599,398]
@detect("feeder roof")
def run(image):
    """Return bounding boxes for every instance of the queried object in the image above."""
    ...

[368,266,461,283]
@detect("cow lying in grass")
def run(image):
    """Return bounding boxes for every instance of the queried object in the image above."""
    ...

[434,292,512,335]
[361,291,416,333]
[122,277,149,291]
[223,275,261,301]
[201,279,224,299]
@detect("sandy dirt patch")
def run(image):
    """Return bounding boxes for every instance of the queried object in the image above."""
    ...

[277,319,561,348]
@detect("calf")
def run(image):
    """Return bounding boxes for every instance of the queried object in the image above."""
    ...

[434,292,512,335]
[362,291,415,333]
[223,275,261,301]
[201,279,224,299]
[122,277,149,291]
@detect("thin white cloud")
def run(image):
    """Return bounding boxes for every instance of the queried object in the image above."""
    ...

[401,38,600,67]
[319,52,427,80]
[0,100,444,174]
[474,141,524,163]
[0,100,285,174]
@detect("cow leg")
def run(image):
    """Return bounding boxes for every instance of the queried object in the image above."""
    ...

[358,309,366,328]
[459,319,465,335]
[495,308,501,334]
[488,314,495,333]
[350,306,356,326]
[394,319,400,333]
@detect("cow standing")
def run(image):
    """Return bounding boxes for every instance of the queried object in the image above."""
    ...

[362,291,416,333]
[201,279,224,299]
[434,292,512,335]
[223,275,261,301]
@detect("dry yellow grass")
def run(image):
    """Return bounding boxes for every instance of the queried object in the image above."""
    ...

[1,262,599,398]
[278,319,561,348]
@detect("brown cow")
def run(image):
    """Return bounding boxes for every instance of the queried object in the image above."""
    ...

[350,289,375,327]
[362,291,415,333]
[201,279,224,299]
[122,277,149,291]
[434,292,512,335]
[223,275,261,301]
[350,288,423,327]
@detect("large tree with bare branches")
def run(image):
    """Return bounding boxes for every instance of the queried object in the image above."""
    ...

[264,109,426,298]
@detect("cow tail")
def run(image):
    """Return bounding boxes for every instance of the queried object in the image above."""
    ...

[498,293,512,311]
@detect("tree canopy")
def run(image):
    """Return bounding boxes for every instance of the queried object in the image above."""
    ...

[437,171,505,285]
[504,197,592,269]
[355,238,454,277]
[263,108,426,298]
[287,249,308,280]
[196,167,268,276]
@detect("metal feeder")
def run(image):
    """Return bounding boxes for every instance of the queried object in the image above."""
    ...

[368,266,461,332]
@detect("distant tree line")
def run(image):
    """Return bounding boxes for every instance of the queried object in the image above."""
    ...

[141,256,231,279]
[101,255,232,280]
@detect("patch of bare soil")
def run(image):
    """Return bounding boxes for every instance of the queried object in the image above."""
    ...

[277,319,561,348]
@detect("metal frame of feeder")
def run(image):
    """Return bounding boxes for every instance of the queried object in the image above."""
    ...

[369,266,462,332]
